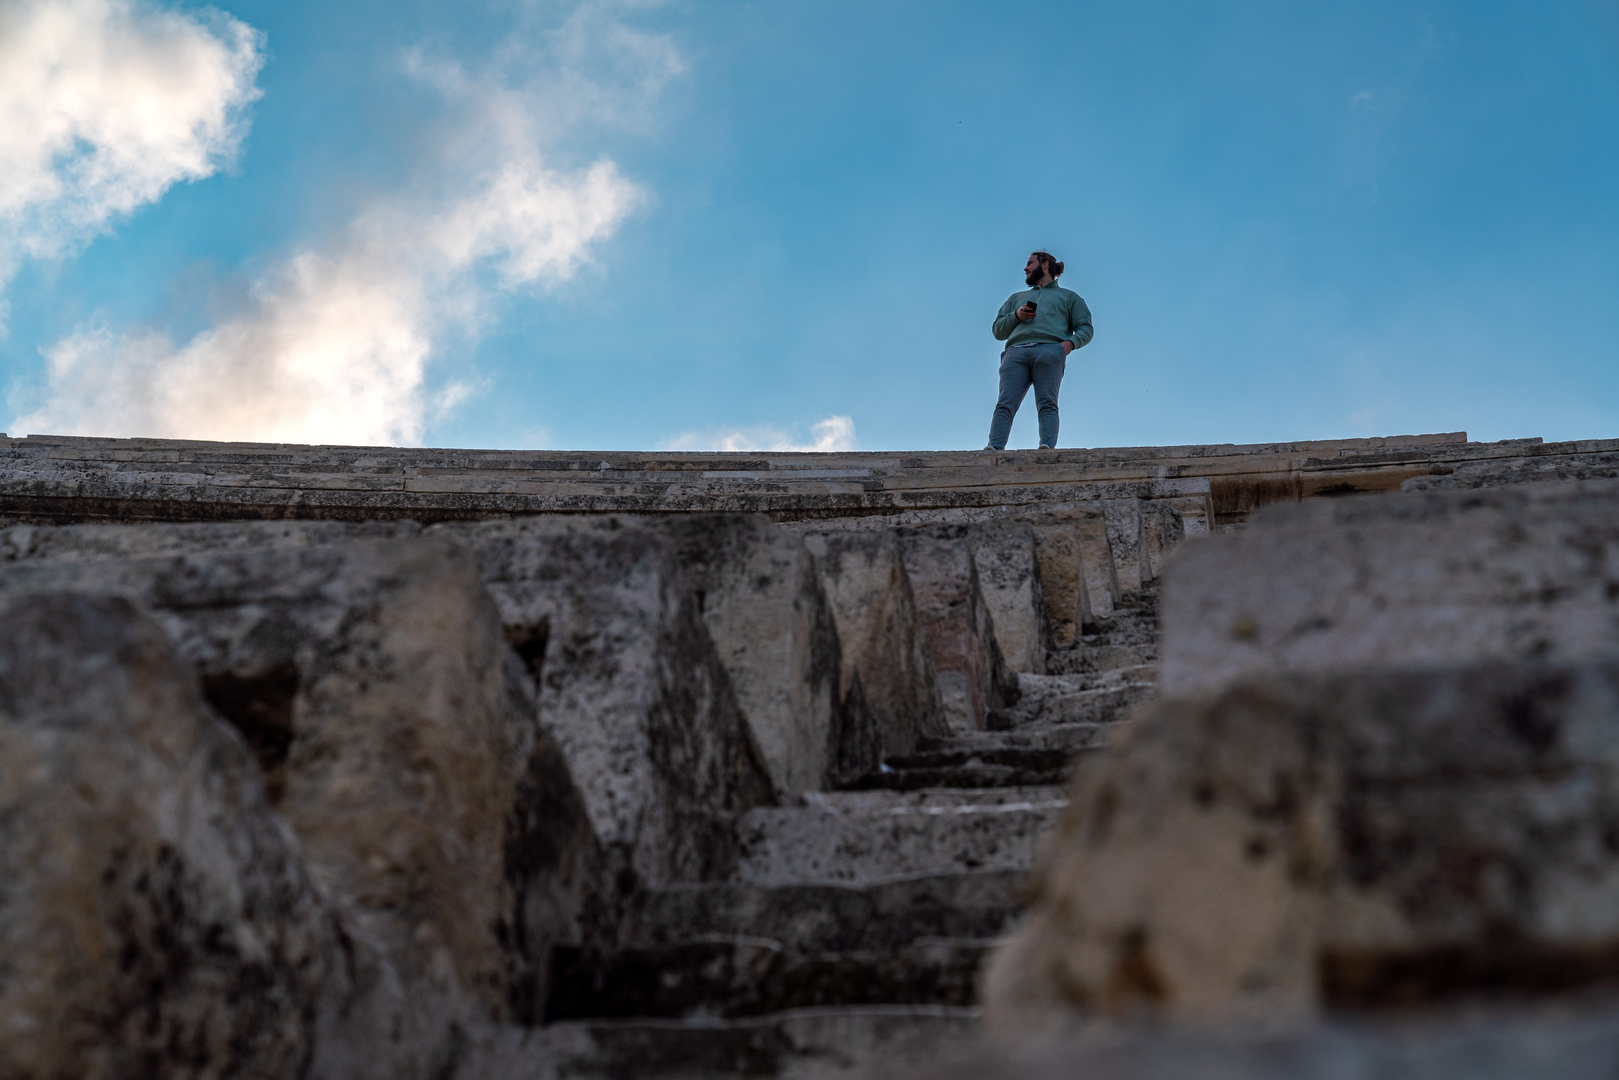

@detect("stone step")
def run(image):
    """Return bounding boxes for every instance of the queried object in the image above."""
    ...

[732,787,1067,885]
[543,874,1020,1021]
[930,723,1117,756]
[616,871,1025,955]
[993,679,1156,728]
[1043,643,1155,674]
[849,760,1070,790]
[545,937,987,1020]
[541,1005,980,1080]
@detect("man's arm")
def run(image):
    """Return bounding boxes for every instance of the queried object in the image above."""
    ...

[1066,294,1094,349]
[992,295,1021,341]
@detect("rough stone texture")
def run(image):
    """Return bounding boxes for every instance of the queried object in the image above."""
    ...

[801,529,948,757]
[1164,493,1212,537]
[0,533,591,1024]
[731,788,1068,886]
[634,514,879,793]
[984,659,1619,1030]
[0,518,420,561]
[1061,503,1118,620]
[544,1005,980,1080]
[1137,501,1185,584]
[896,525,1022,732]
[0,431,1220,525]
[964,521,1053,675]
[1403,451,1619,493]
[1103,499,1146,593]
[1005,511,1094,647]
[426,516,777,885]
[0,592,431,1080]
[787,502,1119,624]
[1160,479,1619,697]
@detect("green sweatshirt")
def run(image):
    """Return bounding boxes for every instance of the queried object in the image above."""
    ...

[992,282,1094,350]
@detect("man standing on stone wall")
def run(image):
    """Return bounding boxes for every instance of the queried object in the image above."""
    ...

[985,251,1093,450]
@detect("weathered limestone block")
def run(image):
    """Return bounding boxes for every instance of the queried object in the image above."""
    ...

[639,514,880,793]
[1004,512,1093,647]
[1165,493,1212,536]
[965,520,1053,675]
[426,516,779,879]
[0,533,591,1023]
[0,592,415,1080]
[1160,479,1619,697]
[1403,451,1619,493]
[1137,501,1186,584]
[897,525,1021,732]
[984,660,1619,1029]
[1102,498,1145,592]
[801,529,948,757]
[1061,503,1118,620]
[781,501,1121,622]
[0,518,419,562]
[1003,511,1107,647]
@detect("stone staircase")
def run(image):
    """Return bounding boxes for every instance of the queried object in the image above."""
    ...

[539,586,1161,1078]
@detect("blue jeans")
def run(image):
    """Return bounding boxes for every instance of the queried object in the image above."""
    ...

[987,342,1066,449]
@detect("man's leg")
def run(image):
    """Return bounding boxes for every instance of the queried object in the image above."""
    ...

[1031,343,1067,448]
[987,349,1033,450]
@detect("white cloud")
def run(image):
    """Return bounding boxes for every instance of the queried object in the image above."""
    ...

[16,157,641,445]
[661,415,858,453]
[12,0,670,446]
[0,0,263,303]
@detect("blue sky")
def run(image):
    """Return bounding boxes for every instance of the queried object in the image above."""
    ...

[1,0,1616,451]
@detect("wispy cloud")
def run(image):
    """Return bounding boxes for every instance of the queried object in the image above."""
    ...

[661,415,858,453]
[11,0,678,446]
[0,0,263,312]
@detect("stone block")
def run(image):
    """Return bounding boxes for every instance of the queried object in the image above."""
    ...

[425,516,778,881]
[632,514,880,793]
[1403,451,1619,493]
[965,520,1053,675]
[1060,503,1118,620]
[1160,480,1619,697]
[1137,500,1186,584]
[1010,511,1100,647]
[896,525,1022,732]
[999,513,1091,647]
[0,592,431,1080]
[1103,498,1145,592]
[731,787,1067,886]
[984,659,1619,1029]
[1165,492,1212,536]
[0,532,593,1023]
[781,501,1121,622]
[801,529,948,757]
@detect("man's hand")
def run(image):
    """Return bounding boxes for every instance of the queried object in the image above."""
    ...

[1016,303,1036,322]
[1061,340,1074,355]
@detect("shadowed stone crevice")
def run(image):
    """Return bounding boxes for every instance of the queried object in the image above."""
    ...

[200,661,301,802]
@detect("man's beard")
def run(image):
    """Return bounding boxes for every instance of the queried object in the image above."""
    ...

[1025,270,1040,285]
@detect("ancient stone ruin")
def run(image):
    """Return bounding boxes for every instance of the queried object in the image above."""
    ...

[5,430,1619,1077]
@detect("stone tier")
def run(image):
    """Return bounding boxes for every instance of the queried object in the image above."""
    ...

[9,429,1609,529]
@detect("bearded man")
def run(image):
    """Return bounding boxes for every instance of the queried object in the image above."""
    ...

[985,250,1093,450]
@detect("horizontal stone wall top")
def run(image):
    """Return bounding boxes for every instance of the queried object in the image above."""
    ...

[0,430,1473,469]
[12,433,1619,529]
[0,466,1213,525]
